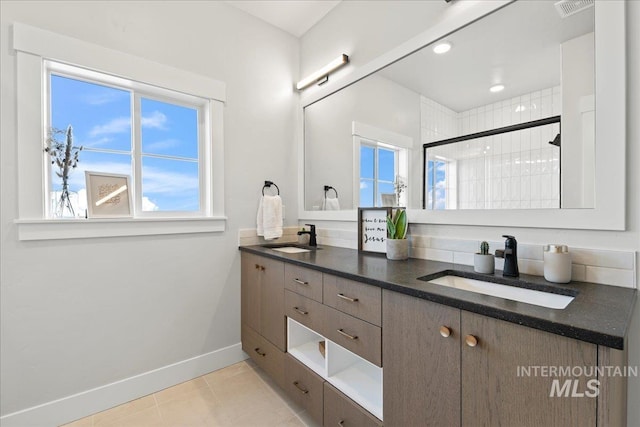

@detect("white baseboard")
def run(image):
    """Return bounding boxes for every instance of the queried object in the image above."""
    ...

[0,343,246,427]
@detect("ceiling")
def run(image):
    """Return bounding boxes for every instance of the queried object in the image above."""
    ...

[378,1,594,112]
[225,1,341,38]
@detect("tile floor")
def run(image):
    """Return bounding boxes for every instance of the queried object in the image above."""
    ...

[61,359,317,427]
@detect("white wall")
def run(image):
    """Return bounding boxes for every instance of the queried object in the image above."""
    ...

[562,32,595,208]
[0,0,299,421]
[301,1,640,424]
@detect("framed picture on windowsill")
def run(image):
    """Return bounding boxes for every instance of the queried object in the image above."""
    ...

[85,171,132,218]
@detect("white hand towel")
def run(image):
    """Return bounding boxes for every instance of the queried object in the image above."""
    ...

[257,195,283,240]
[256,197,264,237]
[323,197,340,210]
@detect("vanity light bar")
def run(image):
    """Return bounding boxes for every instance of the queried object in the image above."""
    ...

[296,54,349,90]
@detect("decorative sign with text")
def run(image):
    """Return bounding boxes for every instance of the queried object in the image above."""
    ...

[358,207,392,254]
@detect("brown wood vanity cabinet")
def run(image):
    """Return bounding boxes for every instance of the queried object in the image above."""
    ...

[383,290,624,427]
[240,253,286,386]
[242,253,628,427]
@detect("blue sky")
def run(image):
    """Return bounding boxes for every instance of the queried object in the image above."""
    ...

[427,160,447,209]
[50,74,200,212]
[360,145,395,207]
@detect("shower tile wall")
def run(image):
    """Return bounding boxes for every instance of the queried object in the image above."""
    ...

[422,87,561,209]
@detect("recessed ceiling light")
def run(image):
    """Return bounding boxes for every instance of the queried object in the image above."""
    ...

[490,84,505,93]
[433,42,452,54]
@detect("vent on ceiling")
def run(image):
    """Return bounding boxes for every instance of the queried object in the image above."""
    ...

[554,0,594,18]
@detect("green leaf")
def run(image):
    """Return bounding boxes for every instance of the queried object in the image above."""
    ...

[386,216,396,239]
[395,209,407,239]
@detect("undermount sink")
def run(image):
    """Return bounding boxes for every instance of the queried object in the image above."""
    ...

[425,275,575,309]
[271,246,312,253]
[262,243,320,253]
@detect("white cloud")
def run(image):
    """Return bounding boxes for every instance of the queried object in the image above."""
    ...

[144,139,180,152]
[89,117,130,137]
[84,91,127,106]
[360,181,369,189]
[87,110,166,139]
[141,165,198,195]
[141,111,167,130]
[142,197,159,211]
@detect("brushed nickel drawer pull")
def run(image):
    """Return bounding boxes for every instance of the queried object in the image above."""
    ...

[337,329,358,340]
[338,421,345,426]
[294,307,308,315]
[293,381,309,394]
[294,278,309,285]
[337,293,359,303]
[254,347,266,357]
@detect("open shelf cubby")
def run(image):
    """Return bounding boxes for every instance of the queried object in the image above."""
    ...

[286,317,383,421]
[326,340,383,421]
[287,317,327,377]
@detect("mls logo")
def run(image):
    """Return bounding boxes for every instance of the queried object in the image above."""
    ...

[549,379,600,397]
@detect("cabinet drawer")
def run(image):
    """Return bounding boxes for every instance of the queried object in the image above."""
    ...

[241,325,285,389]
[285,354,324,425]
[324,306,382,367]
[284,264,323,302]
[323,275,381,326]
[324,383,382,427]
[285,290,325,333]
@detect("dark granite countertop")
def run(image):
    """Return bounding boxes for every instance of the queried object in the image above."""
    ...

[239,244,637,350]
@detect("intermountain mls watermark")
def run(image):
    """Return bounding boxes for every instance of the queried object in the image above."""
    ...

[516,365,638,398]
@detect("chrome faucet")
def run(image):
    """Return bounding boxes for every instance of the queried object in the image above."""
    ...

[495,235,519,277]
[297,224,317,247]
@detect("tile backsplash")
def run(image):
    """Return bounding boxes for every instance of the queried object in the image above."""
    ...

[239,227,636,289]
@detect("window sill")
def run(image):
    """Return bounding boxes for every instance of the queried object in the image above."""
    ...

[15,217,227,241]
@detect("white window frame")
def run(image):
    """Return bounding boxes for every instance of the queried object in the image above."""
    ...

[12,23,226,240]
[46,61,211,218]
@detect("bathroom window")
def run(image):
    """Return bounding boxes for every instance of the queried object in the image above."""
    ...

[46,62,211,218]
[425,158,457,210]
[13,22,226,239]
[359,139,407,207]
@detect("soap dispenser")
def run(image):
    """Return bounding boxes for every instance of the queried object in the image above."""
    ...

[543,244,572,283]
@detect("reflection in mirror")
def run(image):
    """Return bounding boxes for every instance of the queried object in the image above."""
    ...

[424,117,561,210]
[304,78,418,211]
[304,0,595,211]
